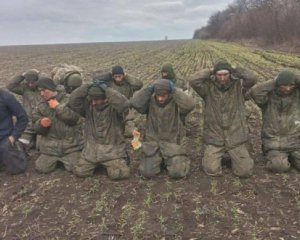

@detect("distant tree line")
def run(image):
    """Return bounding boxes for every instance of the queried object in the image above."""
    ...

[193,0,300,45]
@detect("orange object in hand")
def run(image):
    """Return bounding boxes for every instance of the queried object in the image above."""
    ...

[131,129,142,150]
[48,99,59,109]
[40,117,52,127]
[132,129,141,137]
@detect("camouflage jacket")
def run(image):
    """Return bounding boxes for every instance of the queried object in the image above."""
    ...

[173,76,188,92]
[51,64,83,85]
[107,74,143,99]
[189,68,257,149]
[7,74,42,128]
[249,79,300,151]
[130,87,195,157]
[32,92,84,156]
[68,84,130,162]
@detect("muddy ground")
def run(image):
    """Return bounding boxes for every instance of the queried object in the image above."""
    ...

[0,40,299,240]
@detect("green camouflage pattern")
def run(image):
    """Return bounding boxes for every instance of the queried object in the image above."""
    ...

[32,92,84,157]
[68,85,130,179]
[131,87,195,178]
[189,67,257,149]
[51,63,83,86]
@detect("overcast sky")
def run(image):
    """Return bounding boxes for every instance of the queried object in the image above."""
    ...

[0,0,233,46]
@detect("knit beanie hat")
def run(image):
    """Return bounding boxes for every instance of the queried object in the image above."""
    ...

[37,76,56,91]
[275,69,297,86]
[88,86,106,98]
[112,66,124,75]
[161,63,176,80]
[24,70,39,82]
[154,79,171,94]
[213,59,232,74]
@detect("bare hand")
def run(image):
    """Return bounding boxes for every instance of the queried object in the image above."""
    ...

[8,136,15,145]
[48,99,59,109]
[40,117,52,127]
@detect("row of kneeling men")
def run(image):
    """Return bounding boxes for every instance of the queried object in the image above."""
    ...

[0,60,299,179]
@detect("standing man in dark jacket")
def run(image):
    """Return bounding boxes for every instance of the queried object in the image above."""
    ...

[0,89,28,174]
[131,79,195,178]
[248,70,300,172]
[68,74,130,180]
[7,69,41,150]
[189,59,257,178]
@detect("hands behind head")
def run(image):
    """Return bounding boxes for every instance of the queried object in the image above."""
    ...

[149,79,176,94]
[92,79,108,90]
[148,84,155,93]
[169,81,176,93]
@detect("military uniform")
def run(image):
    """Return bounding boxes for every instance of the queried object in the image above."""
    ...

[161,63,188,92]
[33,84,84,173]
[7,70,41,148]
[249,70,300,172]
[189,63,257,177]
[68,84,130,180]
[130,79,195,178]
[51,64,83,93]
[107,67,143,137]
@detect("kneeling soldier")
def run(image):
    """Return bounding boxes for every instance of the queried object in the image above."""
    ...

[248,70,300,173]
[68,74,130,180]
[33,76,84,173]
[131,79,195,178]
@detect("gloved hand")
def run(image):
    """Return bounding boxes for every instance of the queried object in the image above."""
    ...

[48,99,59,109]
[148,84,155,93]
[93,79,108,90]
[169,81,176,93]
[40,117,52,127]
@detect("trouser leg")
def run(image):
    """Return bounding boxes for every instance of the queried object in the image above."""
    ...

[102,159,130,180]
[228,144,254,178]
[202,144,224,176]
[165,155,190,179]
[0,138,27,174]
[290,150,300,171]
[139,150,162,178]
[73,158,96,177]
[266,150,290,173]
[60,151,81,172]
[35,154,58,173]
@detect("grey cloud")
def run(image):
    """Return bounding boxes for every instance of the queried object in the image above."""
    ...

[0,0,233,45]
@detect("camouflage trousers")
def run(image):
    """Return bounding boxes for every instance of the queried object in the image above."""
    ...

[266,150,300,173]
[19,123,37,150]
[124,109,141,138]
[73,158,130,180]
[202,144,254,178]
[140,144,190,179]
[35,151,81,173]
